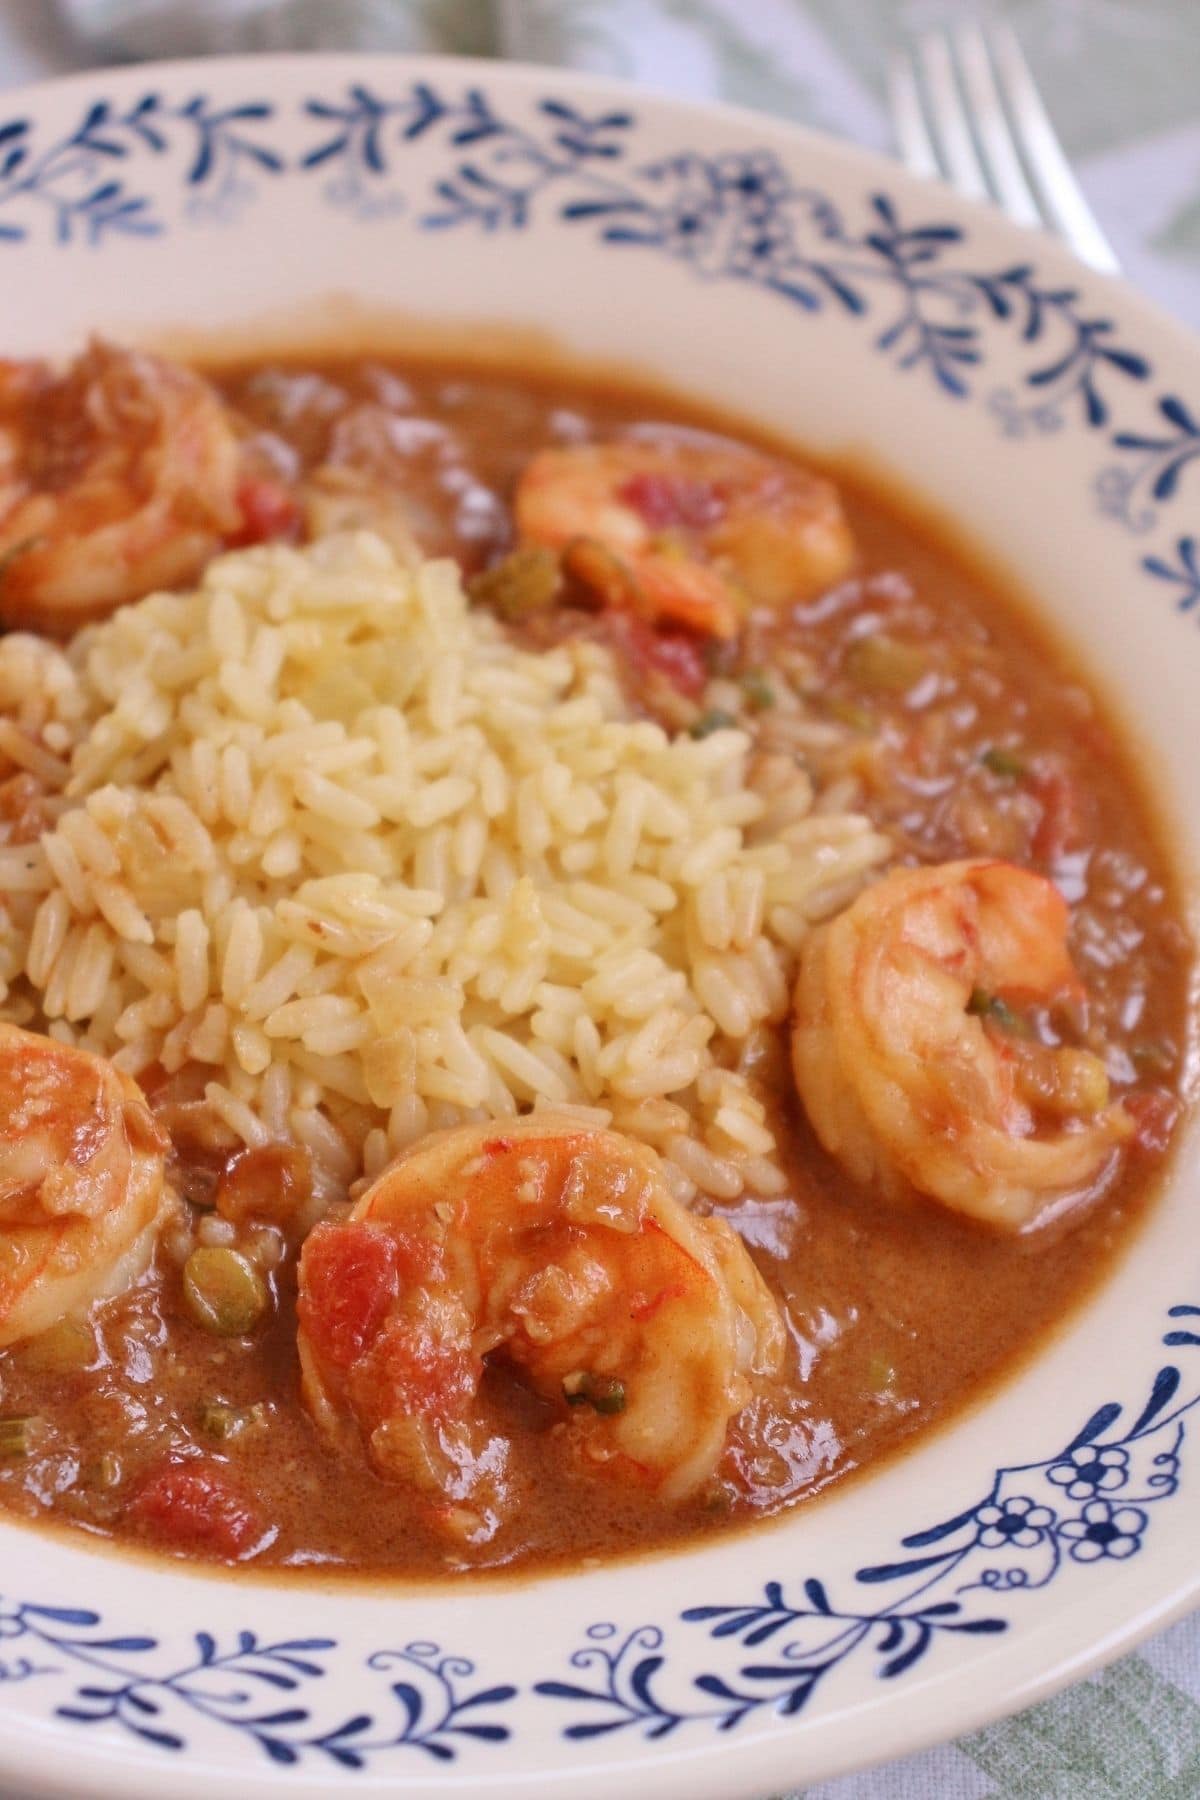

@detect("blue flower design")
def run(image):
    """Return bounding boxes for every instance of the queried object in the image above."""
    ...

[975,1495,1055,1549]
[711,149,790,219]
[658,181,721,264]
[1059,1500,1148,1563]
[1047,1444,1130,1500]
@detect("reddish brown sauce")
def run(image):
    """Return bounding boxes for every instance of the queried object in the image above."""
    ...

[0,351,1190,1576]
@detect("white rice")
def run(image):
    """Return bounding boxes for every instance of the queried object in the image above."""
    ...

[0,533,890,1204]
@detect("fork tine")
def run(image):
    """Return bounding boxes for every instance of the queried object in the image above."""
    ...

[916,31,990,204]
[987,21,1121,273]
[886,52,940,182]
[951,23,1043,230]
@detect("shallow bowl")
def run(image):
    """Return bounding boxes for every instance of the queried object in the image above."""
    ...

[2,50,1199,1800]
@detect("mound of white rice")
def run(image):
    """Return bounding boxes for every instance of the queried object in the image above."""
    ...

[0,533,889,1205]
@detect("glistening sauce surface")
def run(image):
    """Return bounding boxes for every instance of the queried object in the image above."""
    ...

[0,351,1188,1575]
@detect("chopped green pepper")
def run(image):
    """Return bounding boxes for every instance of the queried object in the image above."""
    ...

[467,545,562,620]
[740,670,775,710]
[981,745,1027,779]
[182,1247,268,1337]
[966,989,1034,1038]
[866,1353,897,1394]
[0,1416,36,1460]
[703,1484,733,1514]
[689,708,738,739]
[562,1370,627,1415]
[826,696,875,733]
[197,1400,269,1442]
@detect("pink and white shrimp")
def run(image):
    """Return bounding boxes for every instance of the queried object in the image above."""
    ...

[0,341,291,633]
[515,439,855,639]
[297,1114,784,1540]
[0,1024,169,1344]
[792,859,1133,1230]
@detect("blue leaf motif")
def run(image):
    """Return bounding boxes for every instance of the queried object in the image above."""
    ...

[456,1684,518,1710]
[563,1717,631,1740]
[855,1551,955,1584]
[900,1500,982,1549]
[881,1629,931,1679]
[534,1679,599,1702]
[261,1739,299,1765]
[1129,1366,1182,1435]
[389,1679,423,1729]
[1142,538,1200,617]
[1063,1400,1123,1453]
[25,1607,102,1628]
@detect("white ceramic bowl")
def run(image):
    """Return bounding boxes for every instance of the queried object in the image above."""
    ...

[2,51,1198,1800]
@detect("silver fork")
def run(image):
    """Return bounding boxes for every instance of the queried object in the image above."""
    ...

[888,21,1120,274]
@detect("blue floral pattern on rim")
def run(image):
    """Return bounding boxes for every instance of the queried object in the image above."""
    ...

[0,1310,1189,1766]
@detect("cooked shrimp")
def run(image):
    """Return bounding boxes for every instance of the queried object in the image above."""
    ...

[514,441,855,638]
[0,341,247,633]
[297,1114,784,1539]
[791,859,1133,1230]
[0,1024,169,1344]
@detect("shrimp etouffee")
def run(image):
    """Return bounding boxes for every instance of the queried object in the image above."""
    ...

[0,342,1188,1573]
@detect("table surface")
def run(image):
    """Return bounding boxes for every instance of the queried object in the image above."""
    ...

[0,1,1198,1795]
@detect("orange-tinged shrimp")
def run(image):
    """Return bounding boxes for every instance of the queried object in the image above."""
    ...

[297,1115,784,1540]
[791,860,1133,1230]
[514,441,855,639]
[0,1024,169,1344]
[0,342,250,633]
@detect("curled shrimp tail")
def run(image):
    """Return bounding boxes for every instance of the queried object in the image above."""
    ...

[0,1025,169,1345]
[297,1115,784,1538]
[792,860,1133,1231]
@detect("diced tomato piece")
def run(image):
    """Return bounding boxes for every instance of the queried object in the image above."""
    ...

[298,1221,400,1370]
[353,1314,480,1422]
[128,1460,262,1558]
[617,471,725,532]
[1125,1088,1179,1155]
[642,628,709,699]
[607,615,709,699]
[387,1225,445,1286]
[230,475,299,547]
[1029,763,1083,864]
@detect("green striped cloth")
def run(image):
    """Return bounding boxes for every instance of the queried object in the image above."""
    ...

[8,2,1200,1791]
